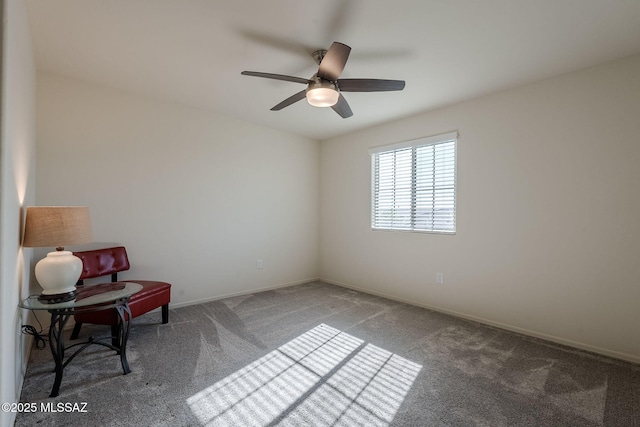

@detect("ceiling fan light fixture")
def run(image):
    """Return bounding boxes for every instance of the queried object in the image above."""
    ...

[306,81,339,107]
[306,87,339,107]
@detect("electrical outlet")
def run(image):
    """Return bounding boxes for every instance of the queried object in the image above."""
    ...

[436,273,444,284]
[257,259,263,269]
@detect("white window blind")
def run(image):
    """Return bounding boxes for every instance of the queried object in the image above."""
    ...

[370,132,457,233]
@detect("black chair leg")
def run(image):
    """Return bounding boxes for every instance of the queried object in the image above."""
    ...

[70,322,83,340]
[162,304,169,324]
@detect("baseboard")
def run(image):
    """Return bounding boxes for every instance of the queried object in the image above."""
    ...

[169,277,321,310]
[63,278,319,328]
[46,276,639,364]
[19,333,34,384]
[9,324,35,426]
[320,277,640,365]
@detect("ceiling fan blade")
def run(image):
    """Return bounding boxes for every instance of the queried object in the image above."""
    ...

[241,71,311,85]
[331,94,353,118]
[337,79,405,92]
[271,90,307,111]
[317,42,351,81]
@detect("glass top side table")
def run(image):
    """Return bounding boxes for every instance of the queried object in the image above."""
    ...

[19,282,142,397]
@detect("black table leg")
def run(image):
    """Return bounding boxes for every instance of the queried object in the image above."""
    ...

[48,311,71,398]
[45,300,132,397]
[21,284,141,398]
[114,302,133,374]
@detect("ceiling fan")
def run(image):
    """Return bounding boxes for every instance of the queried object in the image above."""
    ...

[241,42,405,118]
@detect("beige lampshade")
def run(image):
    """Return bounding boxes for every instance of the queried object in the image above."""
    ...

[23,206,93,248]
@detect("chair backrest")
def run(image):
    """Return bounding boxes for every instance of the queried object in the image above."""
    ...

[73,246,131,284]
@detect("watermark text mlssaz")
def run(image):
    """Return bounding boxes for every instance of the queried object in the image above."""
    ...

[1,402,88,413]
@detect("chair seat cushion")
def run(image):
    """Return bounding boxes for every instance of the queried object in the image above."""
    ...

[74,281,171,325]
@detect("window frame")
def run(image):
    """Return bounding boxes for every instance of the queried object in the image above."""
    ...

[369,131,458,234]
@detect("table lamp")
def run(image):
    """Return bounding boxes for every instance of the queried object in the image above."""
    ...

[22,206,93,303]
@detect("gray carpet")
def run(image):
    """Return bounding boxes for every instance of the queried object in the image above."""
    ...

[15,281,640,426]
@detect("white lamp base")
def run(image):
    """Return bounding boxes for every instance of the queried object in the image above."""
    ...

[34,250,82,303]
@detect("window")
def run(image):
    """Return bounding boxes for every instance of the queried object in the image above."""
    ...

[370,132,457,233]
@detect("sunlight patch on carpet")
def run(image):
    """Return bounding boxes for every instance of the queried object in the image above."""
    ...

[187,324,422,426]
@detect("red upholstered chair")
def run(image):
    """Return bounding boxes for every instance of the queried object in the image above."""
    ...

[70,246,171,343]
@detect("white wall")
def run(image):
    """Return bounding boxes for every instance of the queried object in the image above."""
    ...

[320,54,640,362]
[0,0,36,425]
[28,38,640,371]
[36,72,319,305]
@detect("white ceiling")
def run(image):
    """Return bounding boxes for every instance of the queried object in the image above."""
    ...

[26,0,640,140]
